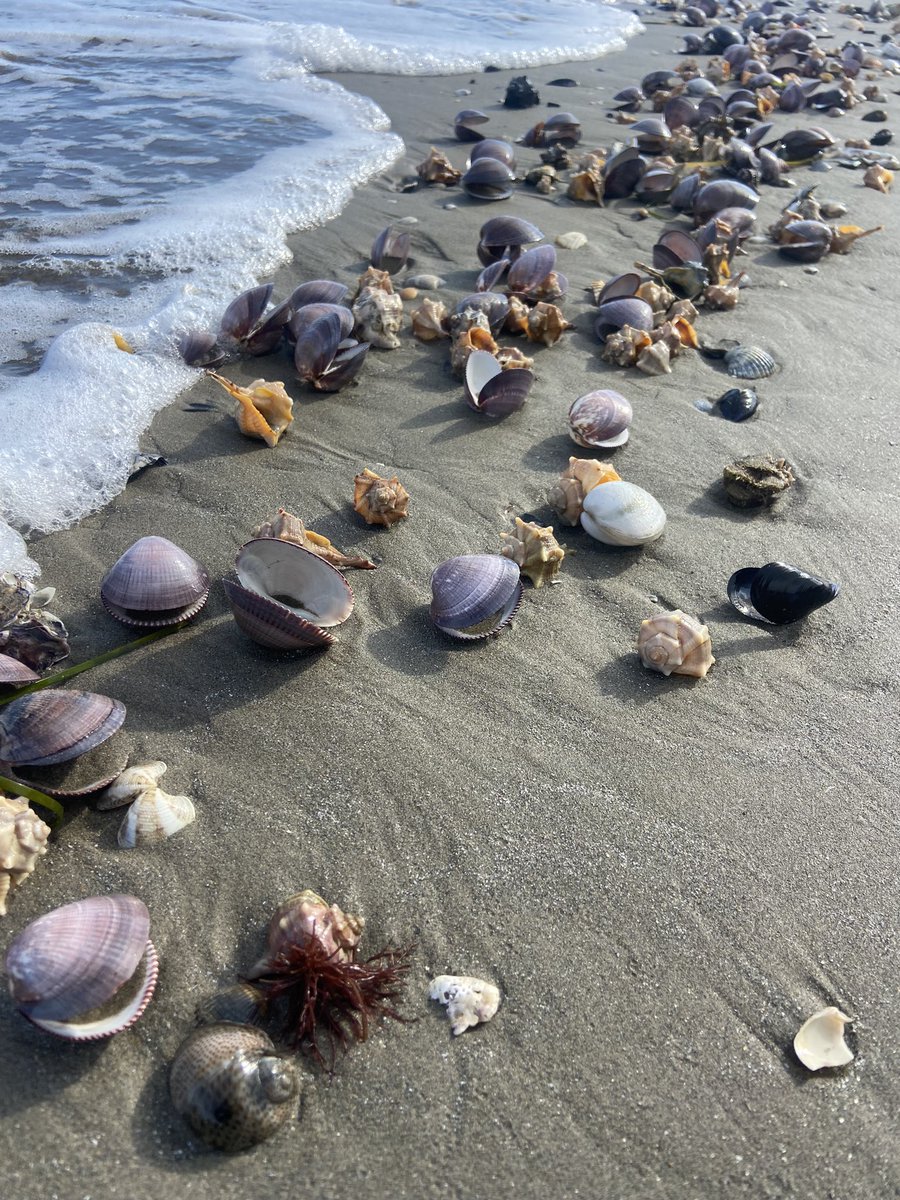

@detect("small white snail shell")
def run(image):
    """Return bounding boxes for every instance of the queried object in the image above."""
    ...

[637,610,715,679]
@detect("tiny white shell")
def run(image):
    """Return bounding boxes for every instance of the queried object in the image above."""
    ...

[580,480,666,546]
[794,1007,854,1071]
[118,788,195,849]
[556,231,588,250]
[403,274,446,289]
[429,974,500,1036]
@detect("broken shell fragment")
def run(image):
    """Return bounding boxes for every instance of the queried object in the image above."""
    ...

[253,509,375,570]
[637,610,715,679]
[568,390,632,450]
[722,456,794,507]
[499,517,564,588]
[429,975,500,1036]
[208,374,294,447]
[464,351,533,417]
[581,481,666,547]
[727,562,840,625]
[548,458,620,526]
[794,1007,854,1072]
[100,536,210,627]
[0,794,50,917]
[429,555,522,641]
[353,468,410,527]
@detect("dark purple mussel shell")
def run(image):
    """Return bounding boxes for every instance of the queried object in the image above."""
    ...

[716,387,758,422]
[595,298,653,341]
[612,86,644,113]
[461,157,516,201]
[693,179,759,225]
[469,139,517,169]
[774,128,836,162]
[670,171,703,213]
[294,309,368,392]
[507,244,560,299]
[477,216,543,266]
[603,147,646,199]
[224,539,354,651]
[429,554,522,640]
[371,226,410,275]
[654,229,703,269]
[220,284,274,343]
[727,562,839,624]
[475,259,510,292]
[100,536,210,627]
[288,280,350,310]
[454,109,489,142]
[541,112,581,146]
[664,96,700,131]
[178,331,225,369]
[464,351,533,417]
[641,70,678,97]
[596,273,641,305]
[777,220,831,262]
[706,24,742,50]
[779,81,809,113]
[288,301,354,345]
[5,894,158,1040]
[636,166,678,203]
[241,299,292,356]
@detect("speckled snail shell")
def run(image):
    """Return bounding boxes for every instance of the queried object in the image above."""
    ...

[169,1023,300,1152]
[637,610,715,679]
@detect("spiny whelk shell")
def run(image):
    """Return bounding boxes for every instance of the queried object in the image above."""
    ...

[637,610,715,679]
[429,975,501,1036]
[547,458,620,526]
[0,794,50,916]
[353,468,410,527]
[794,1007,854,1071]
[499,518,564,588]
[580,481,666,547]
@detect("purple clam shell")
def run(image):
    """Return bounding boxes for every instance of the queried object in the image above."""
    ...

[220,284,274,341]
[603,147,646,199]
[371,226,410,274]
[468,139,517,169]
[455,292,510,332]
[100,536,210,626]
[289,303,354,346]
[241,299,292,356]
[475,259,510,292]
[178,331,225,368]
[777,220,831,262]
[0,652,39,687]
[597,273,641,305]
[455,109,489,141]
[568,390,633,449]
[0,688,125,768]
[5,895,157,1040]
[693,179,759,225]
[507,244,557,294]
[233,538,354,633]
[429,554,523,640]
[669,171,703,213]
[316,341,369,392]
[464,351,533,417]
[461,157,515,200]
[294,310,346,381]
[654,229,703,267]
[288,280,350,310]
[223,578,335,650]
[594,298,653,342]
[479,216,543,248]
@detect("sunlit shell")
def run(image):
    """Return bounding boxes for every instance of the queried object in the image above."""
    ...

[464,351,533,417]
[353,468,410,527]
[100,536,210,627]
[416,146,462,185]
[724,345,776,379]
[556,231,588,250]
[581,481,666,547]
[523,302,572,346]
[253,509,376,570]
[352,288,403,349]
[0,794,50,917]
[0,653,39,689]
[568,390,632,449]
[0,689,125,768]
[794,1007,854,1071]
[637,610,714,679]
[499,517,564,588]
[411,297,450,341]
[636,341,672,375]
[429,975,500,1036]
[208,374,294,447]
[547,458,620,526]
[429,555,522,641]
[118,788,196,849]
[96,760,168,810]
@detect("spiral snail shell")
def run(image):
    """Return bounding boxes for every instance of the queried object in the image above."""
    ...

[637,610,715,679]
[169,1023,300,1152]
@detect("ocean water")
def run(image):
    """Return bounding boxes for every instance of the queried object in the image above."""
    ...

[0,0,643,578]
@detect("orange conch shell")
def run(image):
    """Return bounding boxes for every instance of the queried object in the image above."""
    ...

[208,373,294,447]
[353,468,410,527]
[637,610,715,679]
[548,457,620,526]
[499,517,565,588]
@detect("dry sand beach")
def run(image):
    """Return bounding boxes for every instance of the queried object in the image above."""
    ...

[3,6,900,1198]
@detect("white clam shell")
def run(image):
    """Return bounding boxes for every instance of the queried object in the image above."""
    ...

[794,1007,854,1071]
[580,481,666,546]
[96,761,168,810]
[118,788,196,849]
[429,974,500,1036]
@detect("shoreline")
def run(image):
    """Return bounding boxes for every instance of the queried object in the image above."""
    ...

[4,8,900,1199]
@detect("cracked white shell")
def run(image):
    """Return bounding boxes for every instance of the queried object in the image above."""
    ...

[429,974,500,1036]
[794,1007,854,1071]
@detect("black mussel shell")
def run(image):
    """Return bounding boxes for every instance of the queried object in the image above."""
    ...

[727,562,840,624]
[716,387,758,422]
[870,129,893,146]
[504,76,540,109]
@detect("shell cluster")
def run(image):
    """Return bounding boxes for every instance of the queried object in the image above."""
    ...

[96,760,196,850]
[0,574,69,673]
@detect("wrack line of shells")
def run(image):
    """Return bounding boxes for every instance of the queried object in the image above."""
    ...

[1,0,891,1153]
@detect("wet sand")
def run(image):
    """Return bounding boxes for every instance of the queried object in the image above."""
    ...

[3,9,900,1199]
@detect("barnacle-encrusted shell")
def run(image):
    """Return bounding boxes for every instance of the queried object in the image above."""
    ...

[499,518,564,588]
[208,374,294,447]
[353,468,410,527]
[722,456,795,507]
[411,298,450,341]
[794,1007,854,1071]
[581,481,666,547]
[0,794,50,916]
[416,147,462,186]
[637,610,715,679]
[170,1023,300,1152]
[352,288,403,349]
[253,509,376,570]
[429,975,501,1036]
[547,458,620,526]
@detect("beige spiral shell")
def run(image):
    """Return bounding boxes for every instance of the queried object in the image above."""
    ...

[637,610,715,679]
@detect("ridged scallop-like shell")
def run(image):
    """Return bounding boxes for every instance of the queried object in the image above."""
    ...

[170,1024,300,1152]
[5,894,158,1039]
[118,787,196,849]
[581,481,666,547]
[97,761,168,809]
[100,536,210,627]
[567,390,632,450]
[429,555,523,640]
[794,1008,854,1071]
[0,653,38,688]
[0,689,125,767]
[725,345,776,379]
[464,351,533,417]
[637,610,715,679]
[548,458,621,525]
[0,794,50,917]
[429,975,501,1036]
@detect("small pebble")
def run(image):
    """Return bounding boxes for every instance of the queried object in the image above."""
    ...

[454,88,471,97]
[397,215,419,225]
[804,266,819,275]
[443,203,457,210]
[556,231,588,250]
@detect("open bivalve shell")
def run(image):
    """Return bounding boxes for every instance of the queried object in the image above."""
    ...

[429,555,522,641]
[727,562,839,625]
[581,481,666,547]
[100,536,210,627]
[464,351,534,417]
[794,1007,854,1071]
[223,538,354,651]
[5,894,158,1040]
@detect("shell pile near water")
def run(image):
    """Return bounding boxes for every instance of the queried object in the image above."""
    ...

[464,351,533,417]
[101,536,210,627]
[0,575,70,673]
[499,518,565,588]
[567,390,633,450]
[727,562,839,625]
[581,481,666,547]
[223,538,354,651]
[0,794,50,916]
[4,894,158,1039]
[293,307,369,392]
[429,555,523,641]
[547,458,620,527]
[429,975,501,1036]
[637,611,715,679]
[253,509,376,570]
[207,374,294,447]
[170,1023,300,1152]
[793,1007,854,1071]
[97,761,196,849]
[353,468,410,527]
[0,688,128,797]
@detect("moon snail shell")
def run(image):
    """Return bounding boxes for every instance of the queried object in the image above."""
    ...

[580,481,666,547]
